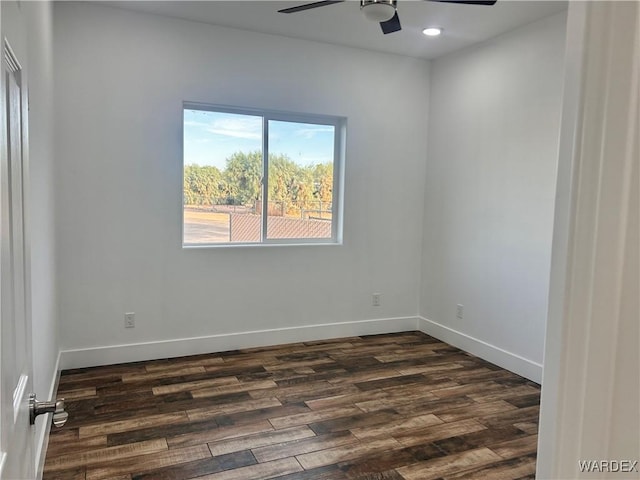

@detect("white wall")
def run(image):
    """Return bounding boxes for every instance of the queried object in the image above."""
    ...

[23,1,59,473]
[53,3,429,366]
[419,13,567,381]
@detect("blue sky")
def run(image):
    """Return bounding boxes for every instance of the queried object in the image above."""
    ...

[184,109,335,170]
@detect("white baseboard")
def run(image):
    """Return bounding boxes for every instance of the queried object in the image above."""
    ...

[417,316,542,383]
[58,315,541,382]
[60,316,419,370]
[35,350,61,480]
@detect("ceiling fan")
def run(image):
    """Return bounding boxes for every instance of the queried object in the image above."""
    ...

[278,0,497,35]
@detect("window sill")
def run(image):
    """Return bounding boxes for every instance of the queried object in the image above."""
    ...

[182,241,343,249]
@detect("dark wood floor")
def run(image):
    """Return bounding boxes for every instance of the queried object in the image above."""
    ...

[43,331,541,480]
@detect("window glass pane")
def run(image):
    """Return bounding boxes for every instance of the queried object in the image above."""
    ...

[183,109,263,244]
[266,120,335,240]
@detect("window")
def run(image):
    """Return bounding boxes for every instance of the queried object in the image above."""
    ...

[182,104,345,246]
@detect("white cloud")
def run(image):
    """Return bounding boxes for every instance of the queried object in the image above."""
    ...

[295,126,334,139]
[184,120,211,129]
[207,117,262,140]
[184,115,262,140]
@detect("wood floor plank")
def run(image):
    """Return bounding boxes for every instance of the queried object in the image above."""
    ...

[309,408,404,435]
[186,396,283,422]
[296,437,403,470]
[304,389,391,411]
[249,381,360,403]
[490,435,539,460]
[433,426,529,456]
[273,369,346,387]
[288,341,355,354]
[220,402,310,428]
[153,392,254,416]
[326,367,406,385]
[207,425,315,456]
[396,362,466,376]
[240,343,306,354]
[467,385,540,404]
[268,405,363,429]
[264,358,335,371]
[203,364,269,379]
[45,332,541,480]
[430,381,508,399]
[513,422,538,435]
[78,412,189,438]
[505,394,541,409]
[44,439,168,472]
[354,373,430,391]
[190,379,278,398]
[337,447,423,479]
[131,450,257,480]
[442,454,537,480]
[46,432,109,456]
[251,430,357,463]
[56,387,98,400]
[354,382,458,413]
[436,400,518,423]
[357,332,430,345]
[214,355,279,368]
[122,366,206,383]
[167,419,274,448]
[105,417,220,447]
[389,395,475,417]
[350,413,443,440]
[393,419,488,447]
[143,356,225,372]
[59,367,145,386]
[396,447,503,480]
[85,444,211,480]
[374,350,443,363]
[437,368,517,383]
[478,405,540,429]
[193,457,303,480]
[42,467,86,480]
[268,464,350,480]
[152,376,240,395]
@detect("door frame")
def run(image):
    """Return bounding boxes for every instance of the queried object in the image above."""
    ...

[537,1,639,477]
[0,1,36,478]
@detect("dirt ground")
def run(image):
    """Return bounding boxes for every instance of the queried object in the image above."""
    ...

[183,207,332,244]
[183,209,230,244]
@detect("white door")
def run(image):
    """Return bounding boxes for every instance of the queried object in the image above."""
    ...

[0,2,35,479]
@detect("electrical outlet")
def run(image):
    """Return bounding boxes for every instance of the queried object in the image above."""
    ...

[456,304,464,320]
[124,312,135,328]
[372,293,381,307]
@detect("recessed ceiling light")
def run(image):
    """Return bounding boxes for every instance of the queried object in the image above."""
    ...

[422,27,442,37]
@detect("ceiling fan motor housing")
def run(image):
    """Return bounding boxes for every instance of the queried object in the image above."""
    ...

[360,0,397,22]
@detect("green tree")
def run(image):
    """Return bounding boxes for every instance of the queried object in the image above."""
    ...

[294,166,315,214]
[224,151,262,205]
[268,155,298,213]
[183,164,223,205]
[184,153,335,214]
[313,163,333,204]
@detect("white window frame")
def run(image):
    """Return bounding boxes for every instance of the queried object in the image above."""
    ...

[183,102,346,247]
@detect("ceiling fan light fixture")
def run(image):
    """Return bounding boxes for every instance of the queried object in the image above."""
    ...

[361,0,396,23]
[422,27,442,36]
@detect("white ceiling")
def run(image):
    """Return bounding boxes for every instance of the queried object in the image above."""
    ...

[102,0,567,60]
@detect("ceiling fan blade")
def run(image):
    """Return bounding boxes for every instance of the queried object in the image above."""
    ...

[278,1,346,14]
[428,0,497,5]
[380,11,401,34]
